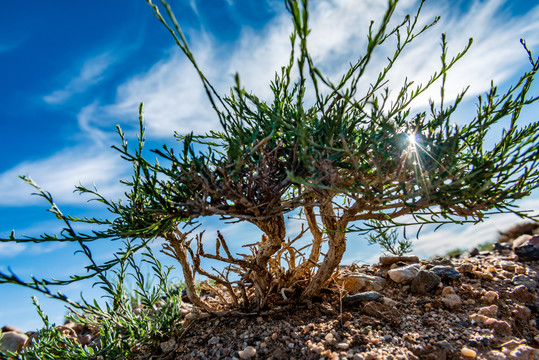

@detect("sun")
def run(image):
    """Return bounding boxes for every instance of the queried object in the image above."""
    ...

[408,133,417,147]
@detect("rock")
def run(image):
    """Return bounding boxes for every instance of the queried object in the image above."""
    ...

[239,345,257,359]
[510,285,534,302]
[324,332,335,343]
[500,340,535,360]
[482,290,500,304]
[1,326,22,334]
[485,350,507,359]
[388,264,421,284]
[493,242,513,254]
[461,248,480,258]
[441,286,456,296]
[342,291,383,307]
[512,234,533,249]
[469,313,491,325]
[428,257,455,267]
[159,338,176,353]
[457,263,474,273]
[430,265,461,282]
[441,294,462,309]
[342,273,386,294]
[0,331,28,354]
[491,320,512,336]
[514,244,539,261]
[501,261,517,272]
[382,296,399,307]
[361,301,402,326]
[512,275,537,289]
[79,334,92,346]
[379,256,420,266]
[337,342,349,350]
[497,222,539,243]
[461,347,477,358]
[512,305,531,321]
[478,305,498,317]
[208,336,220,345]
[410,270,441,294]
[506,344,536,360]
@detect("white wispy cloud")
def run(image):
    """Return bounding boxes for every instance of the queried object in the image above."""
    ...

[82,0,539,139]
[396,196,539,259]
[0,146,128,206]
[0,243,26,258]
[43,52,117,105]
[304,0,539,110]
[105,42,220,137]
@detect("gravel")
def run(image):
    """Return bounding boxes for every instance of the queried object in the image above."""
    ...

[131,250,539,359]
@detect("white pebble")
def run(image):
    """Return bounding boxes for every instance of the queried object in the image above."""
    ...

[239,345,256,359]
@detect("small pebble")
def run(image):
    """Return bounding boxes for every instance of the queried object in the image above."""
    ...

[482,290,499,304]
[239,345,256,359]
[478,305,498,317]
[461,347,477,358]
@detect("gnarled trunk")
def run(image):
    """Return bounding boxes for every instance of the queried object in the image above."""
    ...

[251,215,286,306]
[302,200,348,299]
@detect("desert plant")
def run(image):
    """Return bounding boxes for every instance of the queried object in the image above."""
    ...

[367,220,414,256]
[1,0,539,322]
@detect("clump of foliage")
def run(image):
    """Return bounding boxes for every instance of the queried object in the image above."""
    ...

[0,186,183,359]
[367,220,414,256]
[1,0,539,346]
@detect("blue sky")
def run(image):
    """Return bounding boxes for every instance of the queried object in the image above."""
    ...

[1,0,539,331]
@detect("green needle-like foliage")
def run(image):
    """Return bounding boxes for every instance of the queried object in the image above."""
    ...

[1,1,539,355]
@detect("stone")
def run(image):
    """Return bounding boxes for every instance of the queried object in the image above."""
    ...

[441,294,462,309]
[159,338,176,353]
[501,340,536,360]
[482,290,500,304]
[430,265,461,282]
[239,345,257,359]
[342,273,386,294]
[500,261,516,272]
[382,296,399,307]
[457,263,474,273]
[512,305,531,321]
[491,320,512,336]
[485,350,507,359]
[512,234,533,248]
[0,331,28,354]
[511,285,534,302]
[441,286,456,296]
[361,301,402,326]
[0,326,22,334]
[469,313,491,325]
[410,270,441,294]
[462,248,480,258]
[388,264,421,284]
[507,344,536,360]
[379,256,420,266]
[512,275,537,290]
[478,305,498,317]
[461,347,477,358]
[429,257,455,267]
[514,244,539,262]
[325,332,335,343]
[342,291,383,307]
[79,334,92,346]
